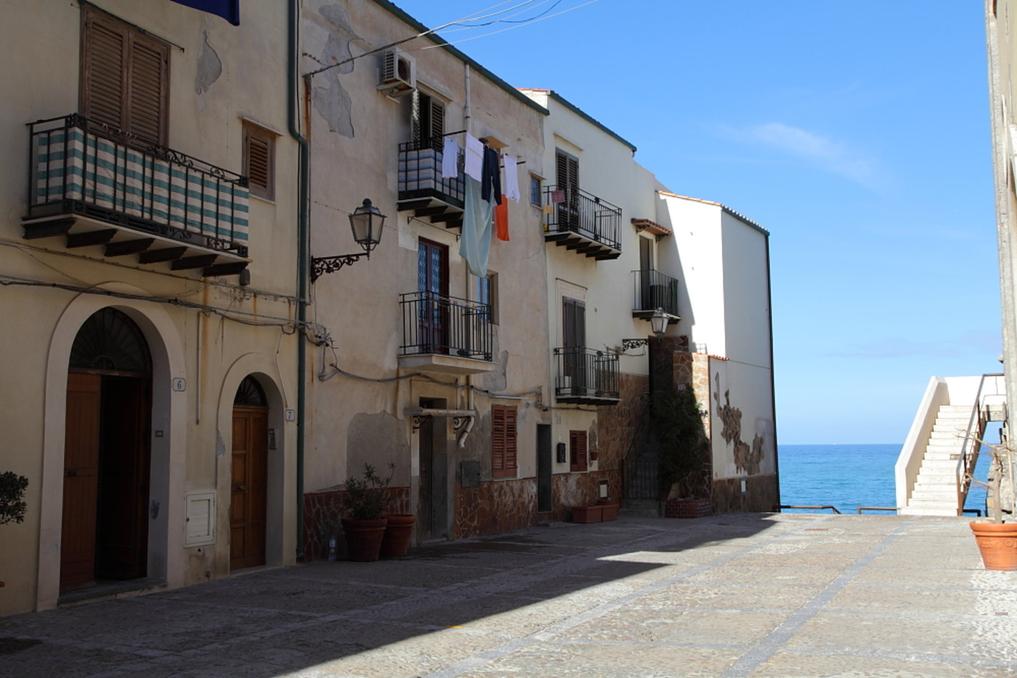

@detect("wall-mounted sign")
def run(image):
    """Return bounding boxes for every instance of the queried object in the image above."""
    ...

[172,377,187,392]
[285,409,297,422]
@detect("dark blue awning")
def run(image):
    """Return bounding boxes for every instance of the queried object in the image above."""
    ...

[171,0,239,26]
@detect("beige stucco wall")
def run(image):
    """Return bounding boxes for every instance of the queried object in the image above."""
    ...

[0,1,299,615]
[299,0,551,529]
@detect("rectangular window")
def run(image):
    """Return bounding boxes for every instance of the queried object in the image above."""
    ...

[81,4,170,146]
[492,405,518,478]
[569,430,588,472]
[476,272,498,325]
[243,122,276,200]
[529,174,542,207]
[411,90,445,145]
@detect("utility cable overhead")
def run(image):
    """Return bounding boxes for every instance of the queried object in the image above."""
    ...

[304,0,547,78]
[417,0,601,49]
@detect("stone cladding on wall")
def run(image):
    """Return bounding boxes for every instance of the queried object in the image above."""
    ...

[302,486,410,560]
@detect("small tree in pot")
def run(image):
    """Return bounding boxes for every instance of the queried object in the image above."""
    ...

[342,463,392,562]
[1,472,29,588]
[655,387,712,518]
[968,437,1017,570]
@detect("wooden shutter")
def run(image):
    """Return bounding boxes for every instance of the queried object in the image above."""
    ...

[570,430,588,472]
[81,6,169,145]
[492,405,517,479]
[430,98,445,144]
[563,298,585,350]
[127,32,169,145]
[244,124,275,200]
[81,11,128,130]
[555,150,578,194]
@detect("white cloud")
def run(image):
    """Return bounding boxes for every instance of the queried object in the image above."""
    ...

[731,122,883,189]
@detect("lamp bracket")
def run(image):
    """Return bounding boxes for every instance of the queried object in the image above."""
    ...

[310,252,369,282]
[621,338,649,351]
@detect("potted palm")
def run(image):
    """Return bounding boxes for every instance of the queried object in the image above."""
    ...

[968,438,1017,570]
[342,463,391,562]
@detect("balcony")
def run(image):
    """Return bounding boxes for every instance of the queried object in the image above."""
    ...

[553,347,620,404]
[632,269,680,319]
[23,114,249,278]
[397,138,464,231]
[398,291,495,375]
[543,185,622,260]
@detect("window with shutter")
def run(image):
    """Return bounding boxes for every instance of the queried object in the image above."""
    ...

[411,91,445,146]
[491,405,517,479]
[81,6,169,146]
[570,430,588,472]
[243,122,276,200]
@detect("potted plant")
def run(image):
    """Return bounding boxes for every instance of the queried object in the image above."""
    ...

[655,387,712,519]
[342,463,392,562]
[0,471,29,588]
[380,512,416,559]
[968,438,1017,570]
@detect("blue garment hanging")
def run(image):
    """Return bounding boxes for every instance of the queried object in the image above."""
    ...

[460,176,494,277]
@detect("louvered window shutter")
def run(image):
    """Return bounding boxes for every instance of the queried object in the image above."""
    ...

[127,32,169,145]
[556,151,568,193]
[504,407,517,475]
[430,99,444,145]
[492,406,505,476]
[82,13,129,131]
[244,124,274,200]
[570,431,588,472]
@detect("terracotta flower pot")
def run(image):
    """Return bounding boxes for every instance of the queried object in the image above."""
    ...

[342,517,388,562]
[571,505,603,523]
[599,503,620,522]
[380,513,416,558]
[970,521,1017,571]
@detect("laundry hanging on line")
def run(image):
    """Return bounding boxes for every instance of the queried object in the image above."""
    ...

[441,137,459,179]
[460,176,494,277]
[481,146,502,204]
[464,134,484,181]
[502,154,520,202]
[495,197,509,242]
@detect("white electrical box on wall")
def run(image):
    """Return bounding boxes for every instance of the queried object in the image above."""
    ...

[185,491,216,547]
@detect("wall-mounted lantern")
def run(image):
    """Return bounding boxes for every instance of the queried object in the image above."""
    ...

[310,198,386,282]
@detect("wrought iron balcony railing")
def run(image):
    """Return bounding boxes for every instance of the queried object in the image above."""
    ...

[632,268,680,317]
[397,138,465,209]
[399,291,492,361]
[553,347,620,403]
[25,114,249,257]
[543,184,622,257]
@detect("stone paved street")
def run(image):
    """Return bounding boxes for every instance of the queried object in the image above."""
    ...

[1,513,1016,677]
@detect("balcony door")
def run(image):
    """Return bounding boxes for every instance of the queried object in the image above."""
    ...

[555,150,579,232]
[563,297,586,394]
[639,237,653,310]
[418,238,449,354]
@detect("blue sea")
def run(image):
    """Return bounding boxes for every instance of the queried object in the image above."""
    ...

[778,443,992,515]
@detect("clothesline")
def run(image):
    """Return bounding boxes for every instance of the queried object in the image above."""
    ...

[438,129,526,166]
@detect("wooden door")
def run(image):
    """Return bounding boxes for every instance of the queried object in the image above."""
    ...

[555,149,579,231]
[537,425,552,513]
[61,372,102,592]
[231,406,267,570]
[639,237,653,310]
[418,238,449,353]
[563,298,587,393]
[95,376,150,580]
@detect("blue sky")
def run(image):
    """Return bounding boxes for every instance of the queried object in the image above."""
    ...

[395,1,1000,444]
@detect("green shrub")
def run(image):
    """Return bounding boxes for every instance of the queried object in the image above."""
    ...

[653,388,711,499]
[0,472,28,526]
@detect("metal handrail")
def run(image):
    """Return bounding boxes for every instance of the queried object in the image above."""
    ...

[631,268,680,315]
[398,291,492,361]
[778,504,842,514]
[397,137,464,208]
[543,184,622,250]
[956,373,1005,507]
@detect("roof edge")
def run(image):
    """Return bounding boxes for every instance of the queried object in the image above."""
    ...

[519,88,636,153]
[372,0,549,116]
[657,190,770,236]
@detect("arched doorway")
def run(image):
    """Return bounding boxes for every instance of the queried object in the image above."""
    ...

[61,308,152,592]
[231,376,268,570]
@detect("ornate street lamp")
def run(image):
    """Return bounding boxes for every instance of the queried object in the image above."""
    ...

[622,308,671,350]
[310,198,386,282]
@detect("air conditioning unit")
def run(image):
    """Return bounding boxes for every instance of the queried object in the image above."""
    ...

[378,48,416,95]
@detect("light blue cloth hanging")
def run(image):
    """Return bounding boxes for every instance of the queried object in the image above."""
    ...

[460,176,493,277]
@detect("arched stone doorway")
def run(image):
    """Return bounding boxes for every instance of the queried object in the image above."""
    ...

[230,376,268,570]
[61,308,153,592]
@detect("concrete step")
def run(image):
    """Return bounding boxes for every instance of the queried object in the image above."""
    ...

[900,505,961,517]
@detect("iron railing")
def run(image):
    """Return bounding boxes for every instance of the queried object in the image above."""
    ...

[397,138,464,208]
[399,291,492,361]
[26,114,249,256]
[543,185,622,251]
[553,347,620,401]
[632,268,680,315]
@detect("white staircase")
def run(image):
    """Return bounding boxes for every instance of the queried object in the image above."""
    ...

[896,375,1006,517]
[902,405,969,516]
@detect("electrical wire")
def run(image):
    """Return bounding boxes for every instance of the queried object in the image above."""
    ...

[416,0,601,50]
[433,0,564,33]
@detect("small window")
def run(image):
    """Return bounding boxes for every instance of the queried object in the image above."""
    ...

[243,122,276,200]
[570,430,588,472]
[477,272,498,325]
[529,174,542,207]
[491,405,518,479]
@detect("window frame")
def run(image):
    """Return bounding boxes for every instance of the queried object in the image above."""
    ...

[529,173,543,207]
[476,272,499,325]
